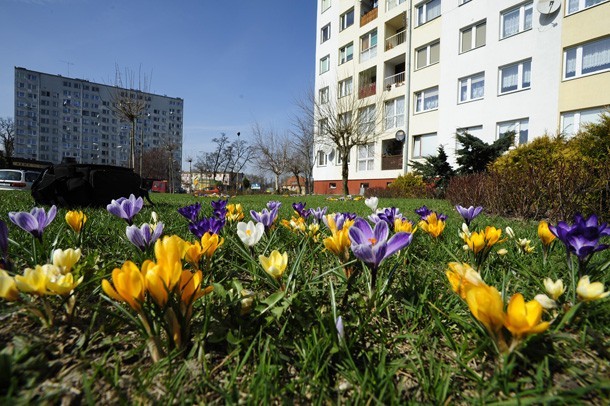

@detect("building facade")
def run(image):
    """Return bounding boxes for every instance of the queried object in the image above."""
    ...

[13,67,183,168]
[313,0,610,194]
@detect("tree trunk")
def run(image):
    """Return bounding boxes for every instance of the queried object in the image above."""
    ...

[342,154,350,195]
[275,173,281,194]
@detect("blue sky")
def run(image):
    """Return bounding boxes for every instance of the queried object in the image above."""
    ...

[0,0,317,169]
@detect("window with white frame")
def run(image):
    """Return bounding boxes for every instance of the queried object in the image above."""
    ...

[336,148,350,165]
[460,20,486,53]
[459,72,485,103]
[317,150,328,166]
[321,0,331,13]
[415,41,440,69]
[339,42,354,64]
[501,2,533,39]
[357,143,375,171]
[564,36,610,79]
[338,77,353,98]
[321,23,331,43]
[384,97,405,130]
[318,118,328,136]
[412,133,437,158]
[414,87,439,112]
[416,0,441,27]
[320,55,330,74]
[358,105,376,134]
[338,112,352,130]
[567,0,608,15]
[499,59,531,94]
[319,87,329,104]
[497,118,529,145]
[561,107,605,136]
[340,8,354,31]
[360,29,378,62]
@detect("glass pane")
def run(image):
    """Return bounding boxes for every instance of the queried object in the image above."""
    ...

[561,113,576,136]
[471,75,485,99]
[522,60,531,88]
[582,37,610,74]
[430,42,440,64]
[580,108,603,125]
[475,23,486,48]
[416,48,427,69]
[461,28,472,53]
[413,137,421,157]
[420,134,437,157]
[427,0,441,20]
[502,9,519,38]
[501,65,519,93]
[565,48,577,78]
[568,0,580,13]
[524,3,533,30]
[460,80,468,102]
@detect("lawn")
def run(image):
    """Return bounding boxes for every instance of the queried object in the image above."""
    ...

[0,190,609,404]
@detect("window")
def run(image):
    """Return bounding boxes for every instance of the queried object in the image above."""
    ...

[499,59,531,94]
[459,73,485,103]
[414,87,439,112]
[415,41,440,69]
[416,0,441,27]
[321,0,331,12]
[340,8,354,31]
[412,133,437,158]
[320,55,330,74]
[561,107,605,136]
[460,21,486,53]
[567,0,608,15]
[318,119,328,136]
[339,42,354,64]
[384,97,405,129]
[317,150,328,166]
[381,139,403,170]
[564,36,610,79]
[360,29,378,62]
[321,23,331,43]
[338,77,353,97]
[319,87,329,104]
[497,118,529,145]
[336,148,350,165]
[358,105,376,134]
[501,2,533,39]
[357,143,375,171]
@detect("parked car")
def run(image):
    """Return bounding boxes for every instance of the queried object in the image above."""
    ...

[0,169,40,191]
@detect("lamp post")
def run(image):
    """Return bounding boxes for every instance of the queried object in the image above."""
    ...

[187,156,193,193]
[395,129,407,173]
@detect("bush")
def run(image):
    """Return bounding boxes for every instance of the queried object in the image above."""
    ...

[386,173,431,198]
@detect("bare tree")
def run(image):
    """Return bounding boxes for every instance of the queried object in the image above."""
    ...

[286,144,306,194]
[0,117,15,167]
[290,113,315,194]
[251,123,290,194]
[141,147,170,179]
[299,86,385,195]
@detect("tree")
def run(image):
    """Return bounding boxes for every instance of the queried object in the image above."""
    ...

[290,112,315,194]
[286,144,306,194]
[0,117,15,168]
[455,131,513,174]
[251,123,290,194]
[410,145,455,196]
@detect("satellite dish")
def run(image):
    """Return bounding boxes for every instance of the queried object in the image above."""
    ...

[537,0,560,14]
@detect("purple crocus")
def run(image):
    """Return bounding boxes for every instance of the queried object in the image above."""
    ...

[0,220,9,269]
[126,222,164,251]
[292,202,310,218]
[309,206,328,223]
[189,216,225,238]
[8,205,57,242]
[178,202,202,223]
[267,201,282,211]
[323,212,353,230]
[250,207,279,229]
[376,207,404,228]
[349,218,413,288]
[211,199,228,219]
[415,205,433,220]
[106,194,143,225]
[455,205,483,226]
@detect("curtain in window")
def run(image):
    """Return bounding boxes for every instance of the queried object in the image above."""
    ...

[565,48,577,77]
[582,37,610,74]
[384,101,395,129]
[568,0,580,12]
[460,80,468,102]
[580,108,603,126]
[396,98,405,127]
[561,113,576,136]
[471,75,484,99]
[420,134,437,157]
[502,9,519,37]
[524,4,533,30]
[501,65,519,92]
[424,88,438,110]
[522,61,531,87]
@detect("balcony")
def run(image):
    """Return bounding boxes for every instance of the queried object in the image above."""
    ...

[382,139,403,170]
[385,30,406,51]
[360,7,378,27]
[360,45,378,63]
[359,83,376,99]
[384,71,406,89]
[386,0,407,11]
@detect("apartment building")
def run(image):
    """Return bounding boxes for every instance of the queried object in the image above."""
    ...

[313,0,610,194]
[13,67,183,167]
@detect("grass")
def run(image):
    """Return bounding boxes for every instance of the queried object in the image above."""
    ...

[0,190,609,404]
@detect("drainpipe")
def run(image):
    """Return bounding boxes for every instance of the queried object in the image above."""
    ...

[402,0,413,174]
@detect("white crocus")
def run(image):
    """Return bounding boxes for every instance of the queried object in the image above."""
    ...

[365,197,378,212]
[505,226,515,239]
[534,294,557,309]
[543,278,565,301]
[52,248,82,274]
[237,221,265,247]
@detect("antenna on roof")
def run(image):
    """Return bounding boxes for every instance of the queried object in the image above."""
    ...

[60,60,74,77]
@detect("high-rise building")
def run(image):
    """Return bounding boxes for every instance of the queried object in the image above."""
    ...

[13,67,183,168]
[313,0,610,194]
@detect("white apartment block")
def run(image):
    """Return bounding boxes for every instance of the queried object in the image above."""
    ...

[13,67,183,167]
[313,0,610,194]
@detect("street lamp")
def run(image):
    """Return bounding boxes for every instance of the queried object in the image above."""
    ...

[395,129,408,173]
[187,156,193,193]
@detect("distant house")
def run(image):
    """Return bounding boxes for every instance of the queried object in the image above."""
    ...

[182,171,244,193]
[283,176,307,194]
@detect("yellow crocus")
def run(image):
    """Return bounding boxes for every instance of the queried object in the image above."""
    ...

[226,204,244,222]
[200,232,224,258]
[394,218,417,234]
[465,284,505,336]
[0,270,19,301]
[184,241,204,268]
[155,235,187,268]
[543,278,565,300]
[445,262,485,299]
[465,231,486,254]
[577,276,610,301]
[179,270,213,320]
[537,220,556,247]
[144,258,182,307]
[504,293,550,339]
[65,210,87,233]
[418,213,445,238]
[323,227,351,263]
[52,248,82,274]
[259,250,288,280]
[15,266,49,295]
[47,272,83,296]
[102,261,146,312]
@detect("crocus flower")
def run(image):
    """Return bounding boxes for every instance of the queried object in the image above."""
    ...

[534,294,557,310]
[267,201,282,211]
[463,226,505,269]
[144,235,187,306]
[348,218,413,275]
[211,199,228,219]
[14,266,49,296]
[250,208,279,229]
[259,250,288,280]
[418,212,446,238]
[323,227,351,263]
[323,213,355,232]
[237,221,265,247]
[126,222,164,252]
[226,204,244,222]
[309,207,328,223]
[52,248,82,273]
[576,275,609,301]
[102,261,146,311]
[336,316,345,341]
[65,210,87,233]
[179,270,213,320]
[46,271,83,296]
[446,262,485,299]
[504,293,550,339]
[465,284,505,337]
[0,220,8,269]
[8,205,57,242]
[414,205,432,220]
[292,202,309,218]
[178,203,201,223]
[188,217,225,238]
[517,238,535,254]
[537,220,556,247]
[376,207,403,228]
[455,205,483,226]
[394,218,416,234]
[200,232,224,258]
[543,278,565,301]
[106,194,143,225]
[0,270,19,301]
[365,197,378,212]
